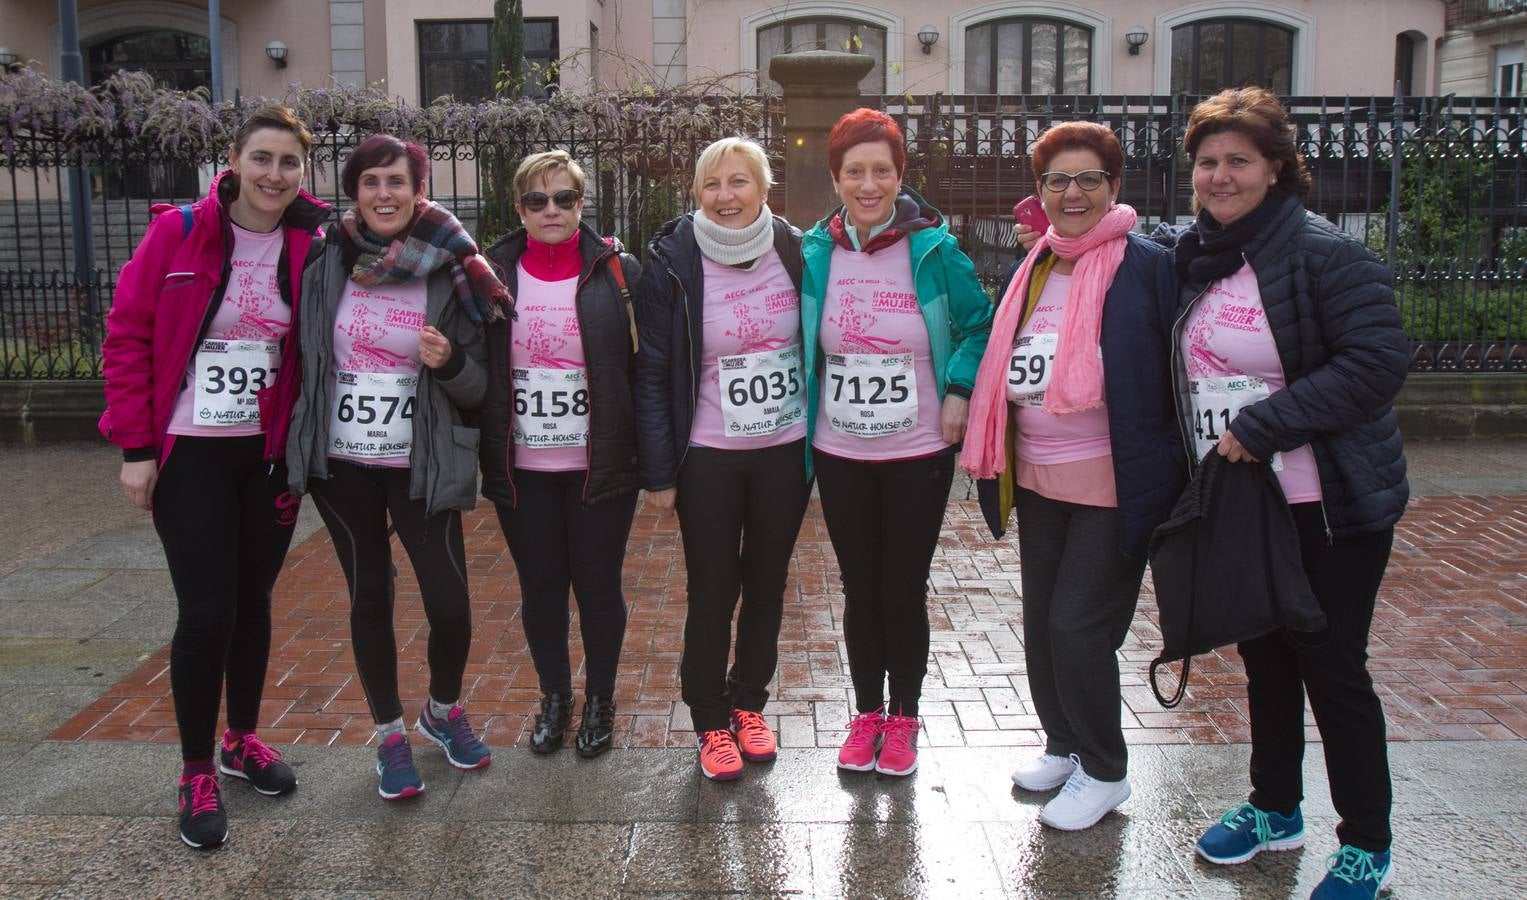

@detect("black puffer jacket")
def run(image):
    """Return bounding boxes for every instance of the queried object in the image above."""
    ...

[1171,194,1409,537]
[633,213,803,491]
[480,222,642,507]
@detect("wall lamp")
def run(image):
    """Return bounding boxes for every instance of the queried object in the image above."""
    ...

[1126,27,1148,56]
[265,40,288,69]
[0,47,19,71]
[917,25,940,55]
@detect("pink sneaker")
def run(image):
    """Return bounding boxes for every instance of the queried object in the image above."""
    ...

[837,707,884,771]
[875,714,920,776]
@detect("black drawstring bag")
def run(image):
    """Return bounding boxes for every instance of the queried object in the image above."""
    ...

[1146,451,1326,707]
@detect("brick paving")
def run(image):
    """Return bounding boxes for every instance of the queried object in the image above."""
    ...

[53,494,1527,750]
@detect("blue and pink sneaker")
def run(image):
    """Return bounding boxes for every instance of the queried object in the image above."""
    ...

[376,732,425,800]
[415,704,492,770]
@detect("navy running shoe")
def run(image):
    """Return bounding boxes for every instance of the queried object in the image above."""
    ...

[415,704,492,770]
[177,774,228,850]
[1196,802,1305,865]
[375,732,425,800]
[218,733,297,796]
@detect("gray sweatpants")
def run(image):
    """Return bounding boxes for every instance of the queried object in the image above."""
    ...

[1014,488,1147,782]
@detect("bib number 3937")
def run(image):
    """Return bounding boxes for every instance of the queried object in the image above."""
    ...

[1006,332,1058,407]
[719,344,804,438]
[824,352,917,438]
[193,339,280,426]
[512,367,590,449]
[330,371,417,459]
[1188,375,1283,472]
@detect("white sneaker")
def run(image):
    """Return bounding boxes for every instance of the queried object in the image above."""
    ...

[1038,755,1131,831]
[1010,752,1076,791]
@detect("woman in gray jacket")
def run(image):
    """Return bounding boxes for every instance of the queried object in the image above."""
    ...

[286,133,508,800]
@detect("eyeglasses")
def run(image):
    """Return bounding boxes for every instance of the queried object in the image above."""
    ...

[520,189,582,211]
[1038,170,1111,193]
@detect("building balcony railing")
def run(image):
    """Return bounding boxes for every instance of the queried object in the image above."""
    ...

[1454,0,1527,28]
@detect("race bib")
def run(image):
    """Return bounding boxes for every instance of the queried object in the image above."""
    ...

[823,352,918,438]
[1005,333,1058,407]
[1188,375,1283,471]
[718,344,804,439]
[330,371,417,459]
[193,339,280,427]
[512,367,590,449]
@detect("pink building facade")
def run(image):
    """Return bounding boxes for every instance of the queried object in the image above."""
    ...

[0,1,1448,102]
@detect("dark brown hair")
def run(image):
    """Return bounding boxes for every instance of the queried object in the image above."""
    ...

[341,134,430,200]
[1183,86,1311,199]
[233,104,313,154]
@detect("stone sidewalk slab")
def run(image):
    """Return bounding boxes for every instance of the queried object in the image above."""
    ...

[46,493,1527,750]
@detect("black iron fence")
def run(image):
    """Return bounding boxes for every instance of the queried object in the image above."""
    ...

[3,92,1526,377]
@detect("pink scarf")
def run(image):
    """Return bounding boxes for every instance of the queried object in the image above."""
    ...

[960,204,1137,479]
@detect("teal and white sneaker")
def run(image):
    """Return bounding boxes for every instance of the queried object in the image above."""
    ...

[1311,845,1393,899]
[1196,802,1305,865]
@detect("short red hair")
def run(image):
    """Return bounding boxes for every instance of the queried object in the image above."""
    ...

[827,108,907,178]
[1030,122,1124,192]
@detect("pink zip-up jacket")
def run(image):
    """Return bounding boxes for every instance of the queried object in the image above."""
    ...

[99,170,330,464]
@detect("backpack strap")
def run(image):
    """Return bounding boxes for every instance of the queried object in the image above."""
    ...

[607,254,638,354]
[179,204,194,238]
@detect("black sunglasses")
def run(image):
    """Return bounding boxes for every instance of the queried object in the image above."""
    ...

[520,189,582,211]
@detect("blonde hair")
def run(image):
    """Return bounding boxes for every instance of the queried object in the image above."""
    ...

[692,137,773,203]
[512,150,586,203]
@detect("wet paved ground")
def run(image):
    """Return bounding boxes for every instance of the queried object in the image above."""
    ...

[1,437,1525,897]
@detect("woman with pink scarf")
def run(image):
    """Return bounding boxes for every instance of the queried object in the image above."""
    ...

[961,122,1185,831]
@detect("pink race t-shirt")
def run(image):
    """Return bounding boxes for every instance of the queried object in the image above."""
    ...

[328,277,428,468]
[812,239,949,462]
[1182,262,1322,502]
[510,266,588,472]
[691,249,807,450]
[168,223,288,437]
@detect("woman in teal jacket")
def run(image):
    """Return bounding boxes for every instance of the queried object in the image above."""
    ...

[804,108,992,777]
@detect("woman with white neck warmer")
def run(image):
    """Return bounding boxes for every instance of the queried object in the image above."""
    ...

[634,138,808,782]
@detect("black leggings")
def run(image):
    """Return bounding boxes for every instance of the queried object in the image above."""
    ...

[494,469,636,698]
[676,441,810,732]
[309,461,472,725]
[154,435,299,762]
[815,450,955,718]
[1242,502,1396,853]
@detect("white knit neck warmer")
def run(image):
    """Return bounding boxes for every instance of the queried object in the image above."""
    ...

[692,205,775,267]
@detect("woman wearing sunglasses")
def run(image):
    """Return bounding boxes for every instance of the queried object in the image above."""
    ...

[286,133,509,799]
[962,122,1183,830]
[634,138,806,781]
[481,150,642,758]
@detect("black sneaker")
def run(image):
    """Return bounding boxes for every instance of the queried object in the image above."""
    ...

[177,773,228,850]
[218,733,298,796]
[575,695,617,758]
[529,693,573,755]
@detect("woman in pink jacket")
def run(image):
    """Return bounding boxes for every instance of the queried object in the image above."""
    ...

[99,105,329,851]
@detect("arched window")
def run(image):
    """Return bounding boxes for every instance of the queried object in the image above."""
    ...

[87,30,211,92]
[964,18,1092,94]
[1170,18,1293,95]
[756,17,886,93]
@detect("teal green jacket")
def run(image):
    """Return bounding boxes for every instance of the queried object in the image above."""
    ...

[801,193,994,478]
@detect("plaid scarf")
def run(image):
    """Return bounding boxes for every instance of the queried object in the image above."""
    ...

[340,199,510,323]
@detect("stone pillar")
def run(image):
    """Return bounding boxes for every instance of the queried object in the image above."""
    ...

[768,51,875,230]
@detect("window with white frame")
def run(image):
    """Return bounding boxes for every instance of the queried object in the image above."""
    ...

[1170,18,1293,95]
[964,17,1091,94]
[756,17,886,93]
[1498,46,1524,97]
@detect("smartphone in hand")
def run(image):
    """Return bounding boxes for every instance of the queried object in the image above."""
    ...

[1014,195,1049,233]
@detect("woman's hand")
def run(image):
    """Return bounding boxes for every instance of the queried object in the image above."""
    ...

[648,488,677,511]
[418,325,453,369]
[1216,430,1261,464]
[120,459,158,511]
[1015,223,1041,253]
[941,395,970,444]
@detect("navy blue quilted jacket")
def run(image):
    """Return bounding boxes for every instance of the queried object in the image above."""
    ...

[1171,194,1410,537]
